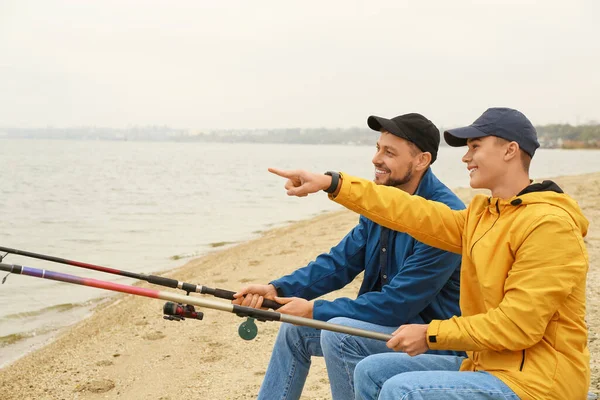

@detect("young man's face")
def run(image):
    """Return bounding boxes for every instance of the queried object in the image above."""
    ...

[462,136,507,189]
[372,131,421,188]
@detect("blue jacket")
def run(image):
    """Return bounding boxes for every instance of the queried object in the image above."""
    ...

[271,168,464,326]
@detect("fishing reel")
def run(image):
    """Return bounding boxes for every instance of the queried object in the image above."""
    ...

[163,302,204,321]
[162,302,260,340]
[238,317,259,341]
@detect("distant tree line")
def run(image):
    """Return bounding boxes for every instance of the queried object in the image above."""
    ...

[1,124,599,148]
[536,124,600,149]
[191,127,378,145]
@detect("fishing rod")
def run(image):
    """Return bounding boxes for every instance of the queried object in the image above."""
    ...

[0,245,281,310]
[0,262,392,342]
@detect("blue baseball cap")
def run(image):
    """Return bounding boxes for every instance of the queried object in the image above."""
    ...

[444,108,540,157]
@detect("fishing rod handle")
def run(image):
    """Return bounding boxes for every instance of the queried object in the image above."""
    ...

[146,274,180,289]
[205,287,282,310]
[146,275,281,310]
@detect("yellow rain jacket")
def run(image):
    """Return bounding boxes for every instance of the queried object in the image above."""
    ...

[332,174,590,400]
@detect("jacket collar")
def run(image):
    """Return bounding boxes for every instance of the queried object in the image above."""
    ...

[415,168,436,198]
[487,180,566,212]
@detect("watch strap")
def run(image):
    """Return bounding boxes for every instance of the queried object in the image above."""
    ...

[324,171,340,194]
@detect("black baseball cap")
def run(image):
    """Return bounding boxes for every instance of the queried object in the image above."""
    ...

[444,107,540,157]
[367,113,440,163]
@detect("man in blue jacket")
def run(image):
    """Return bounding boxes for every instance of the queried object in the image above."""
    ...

[233,113,464,400]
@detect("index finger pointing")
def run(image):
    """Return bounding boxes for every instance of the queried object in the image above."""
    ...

[268,167,298,179]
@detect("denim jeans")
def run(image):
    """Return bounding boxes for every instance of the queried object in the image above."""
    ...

[257,318,397,400]
[354,353,519,400]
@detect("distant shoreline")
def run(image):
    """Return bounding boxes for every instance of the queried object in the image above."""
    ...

[1,136,599,150]
[1,123,598,148]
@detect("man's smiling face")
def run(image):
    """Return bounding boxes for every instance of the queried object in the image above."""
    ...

[372,131,421,188]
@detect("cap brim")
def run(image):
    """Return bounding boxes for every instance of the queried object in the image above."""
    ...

[443,126,488,147]
[367,115,411,141]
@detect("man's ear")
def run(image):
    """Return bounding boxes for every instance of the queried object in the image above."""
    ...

[504,141,520,161]
[415,152,432,171]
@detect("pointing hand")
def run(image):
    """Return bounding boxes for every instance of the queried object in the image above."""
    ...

[268,168,333,197]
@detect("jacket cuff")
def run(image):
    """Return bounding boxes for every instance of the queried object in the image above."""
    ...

[312,299,327,321]
[427,320,443,349]
[328,172,350,200]
[268,280,287,297]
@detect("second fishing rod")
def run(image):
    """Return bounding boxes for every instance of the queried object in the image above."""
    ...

[0,245,281,310]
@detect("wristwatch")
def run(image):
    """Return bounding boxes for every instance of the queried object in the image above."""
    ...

[324,171,340,194]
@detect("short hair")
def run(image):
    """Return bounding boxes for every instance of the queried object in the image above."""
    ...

[495,137,531,172]
[406,140,421,157]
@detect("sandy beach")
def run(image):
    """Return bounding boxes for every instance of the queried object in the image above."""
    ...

[1,172,599,400]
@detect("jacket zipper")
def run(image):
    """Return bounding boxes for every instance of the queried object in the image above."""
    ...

[469,202,501,257]
[470,202,525,372]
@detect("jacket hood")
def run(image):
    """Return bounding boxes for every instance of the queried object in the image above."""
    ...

[502,180,589,237]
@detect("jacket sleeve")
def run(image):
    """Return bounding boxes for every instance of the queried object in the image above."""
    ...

[313,239,462,325]
[427,214,589,351]
[269,217,368,300]
[332,173,466,254]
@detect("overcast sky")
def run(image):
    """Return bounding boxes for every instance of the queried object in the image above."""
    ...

[1,0,598,130]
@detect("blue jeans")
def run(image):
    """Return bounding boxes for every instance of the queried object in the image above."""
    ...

[354,353,519,400]
[257,318,397,400]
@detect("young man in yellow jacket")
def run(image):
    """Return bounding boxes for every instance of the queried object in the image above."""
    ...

[269,108,590,400]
